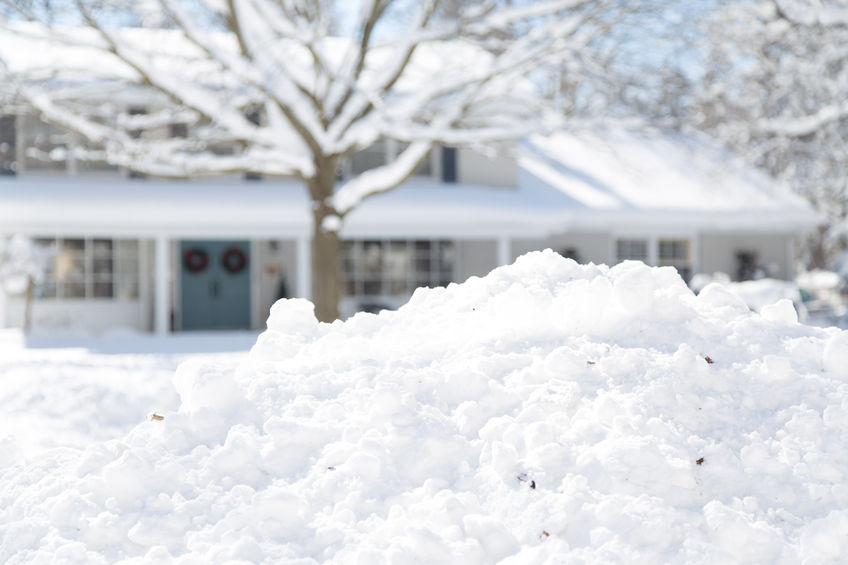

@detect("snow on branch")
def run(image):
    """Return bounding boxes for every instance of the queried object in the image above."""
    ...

[757,101,848,137]
[773,0,848,27]
[332,139,433,215]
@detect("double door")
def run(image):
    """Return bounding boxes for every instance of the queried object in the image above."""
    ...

[180,240,251,330]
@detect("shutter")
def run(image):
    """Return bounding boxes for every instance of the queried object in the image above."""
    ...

[441,146,457,183]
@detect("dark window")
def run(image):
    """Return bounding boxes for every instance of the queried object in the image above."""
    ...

[0,115,16,175]
[170,123,188,138]
[558,247,580,263]
[735,250,759,281]
[441,146,457,183]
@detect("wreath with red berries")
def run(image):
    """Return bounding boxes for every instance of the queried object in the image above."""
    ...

[221,245,248,274]
[183,248,209,274]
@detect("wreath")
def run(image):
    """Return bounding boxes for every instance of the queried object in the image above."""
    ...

[221,245,248,274]
[183,248,209,274]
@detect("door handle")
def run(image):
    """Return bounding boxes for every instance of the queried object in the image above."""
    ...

[210,280,219,298]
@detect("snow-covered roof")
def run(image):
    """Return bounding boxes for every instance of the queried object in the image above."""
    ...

[0,175,568,240]
[520,128,820,231]
[0,130,820,239]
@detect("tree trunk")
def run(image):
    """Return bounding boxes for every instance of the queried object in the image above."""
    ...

[23,274,34,333]
[308,156,342,322]
[312,211,341,322]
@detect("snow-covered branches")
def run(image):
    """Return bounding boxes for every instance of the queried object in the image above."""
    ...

[0,0,630,320]
[686,0,848,266]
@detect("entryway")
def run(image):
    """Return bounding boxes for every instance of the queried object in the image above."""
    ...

[179,240,251,330]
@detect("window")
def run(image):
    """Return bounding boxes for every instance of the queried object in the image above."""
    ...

[659,239,691,281]
[735,250,759,281]
[170,123,189,138]
[396,142,432,177]
[0,115,16,175]
[341,240,454,297]
[441,146,457,183]
[34,237,139,300]
[350,139,388,176]
[22,115,68,172]
[616,239,648,262]
[558,247,580,263]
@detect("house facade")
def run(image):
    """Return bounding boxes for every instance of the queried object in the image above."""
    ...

[0,114,819,334]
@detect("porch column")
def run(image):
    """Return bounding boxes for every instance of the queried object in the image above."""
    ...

[497,236,511,266]
[154,234,170,335]
[296,235,312,300]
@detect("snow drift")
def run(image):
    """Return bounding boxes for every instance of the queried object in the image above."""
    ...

[3,250,848,564]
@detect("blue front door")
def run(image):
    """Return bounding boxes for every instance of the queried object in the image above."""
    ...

[180,240,251,330]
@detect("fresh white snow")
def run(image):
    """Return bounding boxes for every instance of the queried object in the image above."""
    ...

[3,251,848,563]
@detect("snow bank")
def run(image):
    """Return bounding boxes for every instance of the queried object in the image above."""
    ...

[3,251,848,564]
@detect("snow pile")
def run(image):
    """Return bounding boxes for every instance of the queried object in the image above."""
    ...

[3,250,848,564]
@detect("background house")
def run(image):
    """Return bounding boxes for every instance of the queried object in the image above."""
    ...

[0,112,819,334]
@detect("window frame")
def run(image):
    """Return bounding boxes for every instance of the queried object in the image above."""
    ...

[341,239,455,300]
[33,237,140,301]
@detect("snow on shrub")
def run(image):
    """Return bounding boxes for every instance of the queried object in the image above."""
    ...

[2,250,848,563]
[0,234,51,295]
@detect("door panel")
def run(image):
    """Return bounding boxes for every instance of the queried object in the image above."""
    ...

[180,240,251,330]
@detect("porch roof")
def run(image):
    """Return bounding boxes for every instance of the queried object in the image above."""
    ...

[0,175,570,240]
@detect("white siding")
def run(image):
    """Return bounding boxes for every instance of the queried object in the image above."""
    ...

[457,147,517,187]
[698,233,795,280]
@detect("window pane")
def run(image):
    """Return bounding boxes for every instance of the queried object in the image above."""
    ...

[659,240,689,261]
[617,239,647,261]
[35,281,56,299]
[55,252,84,280]
[343,280,357,296]
[361,241,383,275]
[61,238,85,252]
[63,282,86,298]
[363,279,382,295]
[437,241,455,271]
[92,239,113,255]
[23,115,67,171]
[93,258,113,276]
[385,242,409,280]
[93,282,113,298]
[350,139,387,176]
[388,279,408,294]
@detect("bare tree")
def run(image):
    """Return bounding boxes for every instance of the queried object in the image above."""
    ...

[662,0,848,267]
[0,0,628,321]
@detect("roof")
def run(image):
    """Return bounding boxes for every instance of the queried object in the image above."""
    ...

[0,129,820,240]
[520,128,820,231]
[0,175,568,240]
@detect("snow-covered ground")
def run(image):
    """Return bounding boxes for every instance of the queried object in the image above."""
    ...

[0,330,258,460]
[3,251,848,563]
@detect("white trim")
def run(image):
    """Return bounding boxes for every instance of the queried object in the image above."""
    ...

[296,236,311,300]
[690,233,700,276]
[139,238,150,330]
[497,236,511,266]
[154,234,169,335]
[787,235,796,279]
[250,239,260,329]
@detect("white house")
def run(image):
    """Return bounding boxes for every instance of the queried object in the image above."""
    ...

[0,114,819,334]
